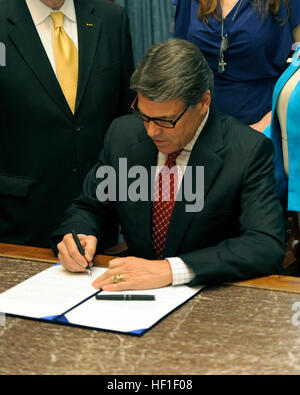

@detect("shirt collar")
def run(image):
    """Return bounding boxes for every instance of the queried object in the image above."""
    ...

[184,107,210,152]
[26,0,76,26]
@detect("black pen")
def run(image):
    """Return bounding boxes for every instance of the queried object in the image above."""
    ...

[71,230,92,276]
[96,294,155,301]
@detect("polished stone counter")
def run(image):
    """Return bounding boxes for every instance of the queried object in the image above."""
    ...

[1,254,300,375]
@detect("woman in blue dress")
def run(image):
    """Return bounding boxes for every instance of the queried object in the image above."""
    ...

[172,0,300,131]
[264,45,300,274]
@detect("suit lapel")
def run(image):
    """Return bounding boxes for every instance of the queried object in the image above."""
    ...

[7,0,73,119]
[74,0,102,112]
[128,133,158,258]
[271,48,300,118]
[164,109,224,258]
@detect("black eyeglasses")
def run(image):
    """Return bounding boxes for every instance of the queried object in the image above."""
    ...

[130,96,190,129]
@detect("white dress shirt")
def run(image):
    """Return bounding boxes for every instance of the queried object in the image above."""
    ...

[26,0,78,77]
[155,109,210,285]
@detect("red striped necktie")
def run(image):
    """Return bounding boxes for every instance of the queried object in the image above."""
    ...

[152,149,183,259]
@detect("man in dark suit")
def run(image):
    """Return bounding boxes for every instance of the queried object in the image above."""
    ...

[0,0,134,247]
[52,38,285,290]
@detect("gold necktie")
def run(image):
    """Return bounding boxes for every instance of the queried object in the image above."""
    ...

[50,12,78,114]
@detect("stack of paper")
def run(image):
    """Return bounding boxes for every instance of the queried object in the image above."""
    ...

[0,264,204,335]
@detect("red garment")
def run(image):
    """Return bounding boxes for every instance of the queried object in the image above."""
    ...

[152,150,182,258]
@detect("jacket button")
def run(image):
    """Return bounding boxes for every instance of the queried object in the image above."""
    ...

[72,165,78,173]
[75,126,81,132]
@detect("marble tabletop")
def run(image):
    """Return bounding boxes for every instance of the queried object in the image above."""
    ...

[1,256,300,375]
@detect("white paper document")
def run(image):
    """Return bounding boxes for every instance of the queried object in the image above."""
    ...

[0,264,204,335]
[0,264,106,319]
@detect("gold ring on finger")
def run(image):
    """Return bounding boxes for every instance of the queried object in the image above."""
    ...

[113,273,124,284]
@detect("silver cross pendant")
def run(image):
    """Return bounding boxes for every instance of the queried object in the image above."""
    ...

[218,34,228,73]
[218,56,227,73]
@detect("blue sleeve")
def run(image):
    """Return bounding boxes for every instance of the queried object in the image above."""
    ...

[263,124,271,139]
[289,0,300,30]
[172,0,192,39]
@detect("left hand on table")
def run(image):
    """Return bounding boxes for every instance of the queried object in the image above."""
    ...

[92,256,173,291]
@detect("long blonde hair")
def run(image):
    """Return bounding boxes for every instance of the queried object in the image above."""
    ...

[197,0,290,23]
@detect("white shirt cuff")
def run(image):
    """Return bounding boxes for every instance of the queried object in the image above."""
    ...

[166,257,196,285]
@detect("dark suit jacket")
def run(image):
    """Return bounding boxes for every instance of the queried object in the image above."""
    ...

[0,0,134,247]
[51,109,286,284]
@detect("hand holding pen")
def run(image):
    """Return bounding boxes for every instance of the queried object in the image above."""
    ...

[71,231,93,276]
[56,231,98,275]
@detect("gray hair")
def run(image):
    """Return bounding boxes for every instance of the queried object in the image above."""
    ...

[130,38,214,105]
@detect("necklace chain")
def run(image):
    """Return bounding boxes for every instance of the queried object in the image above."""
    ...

[228,0,243,22]
[218,0,243,73]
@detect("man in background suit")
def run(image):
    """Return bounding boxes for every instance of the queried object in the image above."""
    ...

[52,38,285,290]
[0,0,134,247]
